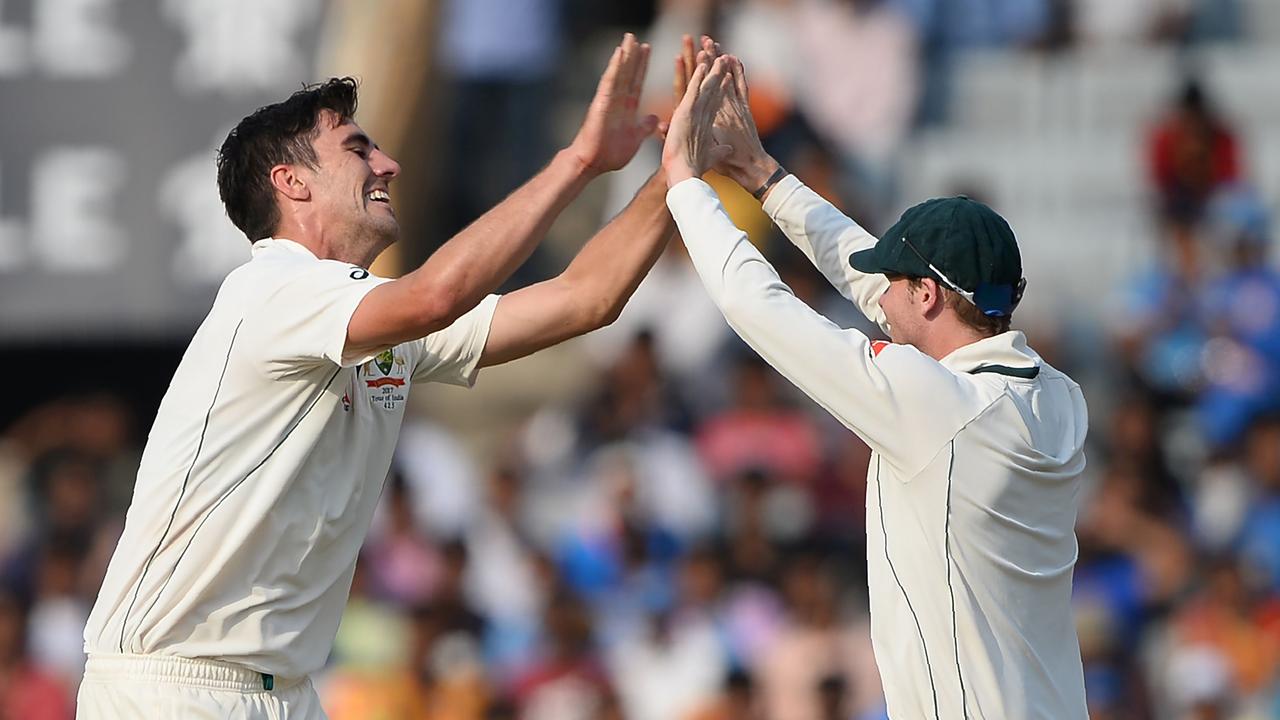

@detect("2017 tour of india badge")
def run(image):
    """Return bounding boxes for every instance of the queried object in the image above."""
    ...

[359,348,408,411]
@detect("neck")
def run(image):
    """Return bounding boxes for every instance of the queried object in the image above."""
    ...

[916,323,989,361]
[273,219,385,268]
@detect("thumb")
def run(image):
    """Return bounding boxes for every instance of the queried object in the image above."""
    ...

[639,113,660,136]
[656,120,671,139]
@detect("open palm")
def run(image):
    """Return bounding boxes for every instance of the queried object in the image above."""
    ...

[570,33,658,176]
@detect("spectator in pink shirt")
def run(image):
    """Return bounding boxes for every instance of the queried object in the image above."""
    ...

[0,591,72,720]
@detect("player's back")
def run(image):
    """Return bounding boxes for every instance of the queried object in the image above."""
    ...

[950,362,1088,717]
[866,352,1089,720]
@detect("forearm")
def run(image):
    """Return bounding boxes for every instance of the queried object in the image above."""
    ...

[561,171,675,326]
[475,173,675,368]
[666,178,890,439]
[666,178,968,475]
[666,178,802,328]
[758,174,888,329]
[719,138,888,317]
[403,149,595,323]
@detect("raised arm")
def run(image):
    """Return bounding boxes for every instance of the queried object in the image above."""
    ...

[477,37,719,367]
[664,175,973,473]
[760,175,888,330]
[478,172,674,367]
[344,34,659,361]
[661,53,968,474]
[701,50,889,331]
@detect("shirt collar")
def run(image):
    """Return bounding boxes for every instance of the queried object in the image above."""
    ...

[251,237,320,259]
[938,330,1042,379]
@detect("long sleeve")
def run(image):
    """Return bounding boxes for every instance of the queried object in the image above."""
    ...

[760,174,890,333]
[667,178,979,477]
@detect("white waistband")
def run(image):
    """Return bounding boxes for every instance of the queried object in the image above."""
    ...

[84,654,303,693]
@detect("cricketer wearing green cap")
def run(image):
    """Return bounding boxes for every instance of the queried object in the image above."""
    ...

[661,47,1089,719]
[850,195,1027,321]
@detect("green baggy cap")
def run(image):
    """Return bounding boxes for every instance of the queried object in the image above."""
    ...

[850,196,1025,317]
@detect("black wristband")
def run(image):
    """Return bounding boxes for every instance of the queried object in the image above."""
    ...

[751,166,787,201]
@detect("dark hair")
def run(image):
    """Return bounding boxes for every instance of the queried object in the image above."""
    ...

[216,77,359,242]
[909,277,1012,336]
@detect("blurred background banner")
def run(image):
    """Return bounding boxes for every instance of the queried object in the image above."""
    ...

[4,1,1280,719]
[0,0,332,339]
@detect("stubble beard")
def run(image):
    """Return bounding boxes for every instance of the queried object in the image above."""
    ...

[345,212,400,267]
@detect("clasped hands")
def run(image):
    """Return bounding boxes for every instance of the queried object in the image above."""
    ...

[660,35,782,195]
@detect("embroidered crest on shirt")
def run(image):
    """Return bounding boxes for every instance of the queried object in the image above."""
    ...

[363,349,408,410]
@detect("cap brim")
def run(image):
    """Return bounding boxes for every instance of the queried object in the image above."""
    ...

[849,248,888,275]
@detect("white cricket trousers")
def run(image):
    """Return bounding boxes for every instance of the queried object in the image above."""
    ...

[76,654,326,719]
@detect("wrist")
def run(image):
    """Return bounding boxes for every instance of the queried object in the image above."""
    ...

[558,145,602,181]
[739,154,781,190]
[663,162,697,188]
[661,146,699,187]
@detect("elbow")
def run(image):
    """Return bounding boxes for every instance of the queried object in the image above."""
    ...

[593,298,626,330]
[412,282,468,334]
[565,273,623,334]
[717,295,764,338]
[578,289,622,333]
[714,292,745,325]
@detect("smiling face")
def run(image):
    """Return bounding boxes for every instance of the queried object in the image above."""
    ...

[302,110,402,259]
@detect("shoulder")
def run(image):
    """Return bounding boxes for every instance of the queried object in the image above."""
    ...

[247,251,382,300]
[1035,361,1082,395]
[871,341,1009,425]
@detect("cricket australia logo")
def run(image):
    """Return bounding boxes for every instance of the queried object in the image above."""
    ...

[363,348,408,410]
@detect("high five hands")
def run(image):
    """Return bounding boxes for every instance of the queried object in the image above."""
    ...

[568,32,781,192]
[661,35,782,193]
[569,33,660,178]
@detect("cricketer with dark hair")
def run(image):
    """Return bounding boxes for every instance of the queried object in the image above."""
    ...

[78,35,670,719]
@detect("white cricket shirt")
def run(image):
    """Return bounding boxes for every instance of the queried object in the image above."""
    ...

[84,238,498,679]
[667,177,1089,719]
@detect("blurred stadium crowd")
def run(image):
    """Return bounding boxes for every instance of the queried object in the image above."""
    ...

[3,0,1280,718]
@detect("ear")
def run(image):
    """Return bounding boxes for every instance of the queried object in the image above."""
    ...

[269,164,310,202]
[918,278,947,319]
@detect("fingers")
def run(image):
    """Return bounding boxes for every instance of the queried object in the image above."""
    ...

[701,35,722,62]
[629,41,650,100]
[674,57,710,123]
[616,33,639,97]
[676,34,697,97]
[729,55,749,102]
[699,55,730,96]
[595,44,623,98]
[680,59,710,108]
[594,32,651,117]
